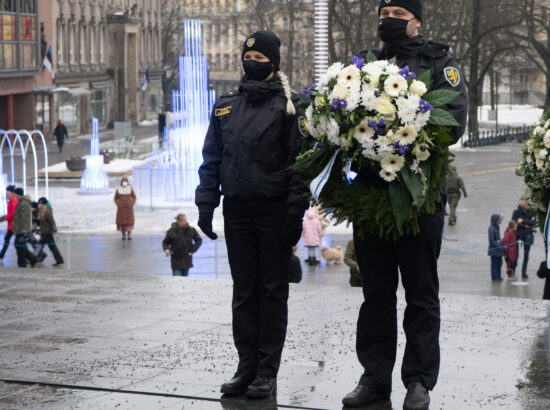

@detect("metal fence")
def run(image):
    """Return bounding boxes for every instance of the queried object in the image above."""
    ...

[462,126,535,148]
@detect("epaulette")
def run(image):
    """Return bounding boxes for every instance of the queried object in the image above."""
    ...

[219,89,240,99]
[423,41,449,58]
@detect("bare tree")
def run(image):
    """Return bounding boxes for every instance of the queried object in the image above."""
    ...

[160,0,182,110]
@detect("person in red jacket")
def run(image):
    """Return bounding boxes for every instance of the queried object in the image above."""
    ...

[502,220,518,277]
[0,185,18,259]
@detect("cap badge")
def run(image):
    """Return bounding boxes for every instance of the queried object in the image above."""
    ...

[246,38,255,47]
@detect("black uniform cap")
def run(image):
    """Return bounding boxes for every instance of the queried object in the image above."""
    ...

[379,0,423,21]
[6,185,15,193]
[242,30,281,69]
[14,187,24,196]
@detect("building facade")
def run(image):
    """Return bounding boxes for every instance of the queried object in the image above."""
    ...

[0,0,54,134]
[53,0,163,135]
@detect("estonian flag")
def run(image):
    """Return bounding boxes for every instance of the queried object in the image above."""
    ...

[42,45,55,80]
[140,66,150,91]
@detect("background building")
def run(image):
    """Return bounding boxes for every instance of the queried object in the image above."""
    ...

[0,0,54,133]
[53,0,162,135]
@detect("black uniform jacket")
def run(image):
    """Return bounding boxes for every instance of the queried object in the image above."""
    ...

[195,77,309,216]
[359,35,468,143]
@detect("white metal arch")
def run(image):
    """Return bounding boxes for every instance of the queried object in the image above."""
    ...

[0,130,15,185]
[5,130,26,194]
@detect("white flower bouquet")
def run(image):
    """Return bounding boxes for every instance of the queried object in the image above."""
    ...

[517,112,550,229]
[296,54,460,240]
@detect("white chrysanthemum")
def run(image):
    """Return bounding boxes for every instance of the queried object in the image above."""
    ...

[377,136,395,156]
[540,149,548,158]
[534,126,543,136]
[543,135,550,149]
[413,143,431,161]
[527,139,535,153]
[305,104,314,121]
[326,117,340,145]
[409,80,427,96]
[354,119,375,142]
[339,136,353,150]
[346,82,362,111]
[338,65,361,86]
[545,119,550,129]
[361,89,378,110]
[317,62,344,92]
[394,126,418,145]
[398,107,417,124]
[330,83,350,100]
[414,111,431,130]
[385,63,400,75]
[379,168,397,182]
[536,157,545,170]
[362,62,383,76]
[375,97,396,117]
[326,62,345,78]
[384,75,408,97]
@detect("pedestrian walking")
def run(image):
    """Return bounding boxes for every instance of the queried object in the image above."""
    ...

[36,198,64,266]
[488,214,504,282]
[343,1,468,409]
[195,30,308,399]
[0,185,18,260]
[30,201,46,262]
[344,239,362,287]
[53,120,68,153]
[12,188,37,268]
[512,199,536,278]
[162,213,202,276]
[290,246,302,283]
[114,176,136,240]
[302,208,322,266]
[446,165,467,226]
[502,220,518,277]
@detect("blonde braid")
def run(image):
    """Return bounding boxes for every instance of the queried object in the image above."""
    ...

[278,71,296,115]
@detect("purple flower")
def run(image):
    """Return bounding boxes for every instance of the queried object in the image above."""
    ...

[301,84,316,101]
[398,65,417,80]
[368,118,385,134]
[331,98,347,111]
[315,141,324,148]
[394,142,411,155]
[350,55,365,69]
[419,99,433,114]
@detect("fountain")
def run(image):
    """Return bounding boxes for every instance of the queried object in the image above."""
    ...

[132,19,215,207]
[314,0,329,83]
[0,129,49,211]
[79,118,110,194]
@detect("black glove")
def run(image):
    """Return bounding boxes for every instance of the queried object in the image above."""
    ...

[537,261,549,279]
[198,211,218,240]
[281,214,303,246]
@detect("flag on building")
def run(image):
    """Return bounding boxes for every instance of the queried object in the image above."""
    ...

[42,45,55,79]
[140,73,147,91]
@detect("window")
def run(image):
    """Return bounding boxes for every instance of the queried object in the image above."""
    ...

[79,21,86,63]
[293,20,300,31]
[99,25,105,63]
[69,22,75,63]
[58,91,77,132]
[294,42,301,58]
[91,88,107,125]
[56,20,63,64]
[149,94,157,113]
[282,16,288,32]
[0,0,38,71]
[35,94,50,134]
[89,23,95,63]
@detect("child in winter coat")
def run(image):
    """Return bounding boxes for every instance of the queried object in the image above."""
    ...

[488,214,505,281]
[502,220,518,277]
[302,208,322,265]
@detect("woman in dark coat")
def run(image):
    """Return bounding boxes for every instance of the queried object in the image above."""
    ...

[114,176,136,239]
[162,213,202,276]
[195,31,308,399]
[37,198,64,266]
[53,120,68,153]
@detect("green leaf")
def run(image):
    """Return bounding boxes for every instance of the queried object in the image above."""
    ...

[389,57,397,65]
[430,127,454,144]
[417,70,431,89]
[366,50,377,63]
[424,89,460,107]
[428,108,459,127]
[400,165,426,208]
[389,182,411,231]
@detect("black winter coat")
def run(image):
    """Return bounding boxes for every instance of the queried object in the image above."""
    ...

[290,254,302,283]
[512,206,536,243]
[195,76,309,216]
[162,223,202,270]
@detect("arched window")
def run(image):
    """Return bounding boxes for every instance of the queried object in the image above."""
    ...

[99,24,105,63]
[89,23,96,63]
[69,21,76,63]
[56,19,64,64]
[79,21,86,64]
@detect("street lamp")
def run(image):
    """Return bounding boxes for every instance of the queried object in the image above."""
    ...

[494,66,500,131]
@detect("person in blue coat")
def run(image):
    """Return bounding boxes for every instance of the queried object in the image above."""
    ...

[488,214,504,282]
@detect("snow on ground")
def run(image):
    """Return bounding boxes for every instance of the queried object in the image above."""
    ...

[39,158,150,175]
[478,104,543,126]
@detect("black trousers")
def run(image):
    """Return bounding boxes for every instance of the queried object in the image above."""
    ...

[0,229,13,258]
[354,211,444,393]
[223,197,291,378]
[37,233,64,264]
[14,234,38,267]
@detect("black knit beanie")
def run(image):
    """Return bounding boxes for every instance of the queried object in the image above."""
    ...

[242,31,281,69]
[6,185,15,193]
[379,0,423,21]
[14,187,24,196]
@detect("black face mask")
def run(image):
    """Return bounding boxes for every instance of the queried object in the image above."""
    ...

[243,60,273,82]
[378,17,414,43]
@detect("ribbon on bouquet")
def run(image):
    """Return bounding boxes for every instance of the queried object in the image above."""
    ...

[310,148,342,202]
[545,201,550,269]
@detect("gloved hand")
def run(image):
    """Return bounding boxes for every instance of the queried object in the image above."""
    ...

[198,211,218,240]
[281,214,303,246]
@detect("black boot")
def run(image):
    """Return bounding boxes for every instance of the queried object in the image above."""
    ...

[522,270,528,279]
[221,373,256,396]
[312,257,320,265]
[403,382,430,410]
[0,243,8,259]
[342,383,390,407]
[246,376,277,398]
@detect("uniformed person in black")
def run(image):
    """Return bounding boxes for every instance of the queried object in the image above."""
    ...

[342,1,468,409]
[195,31,308,398]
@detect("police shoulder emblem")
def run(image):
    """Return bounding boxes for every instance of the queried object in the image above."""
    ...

[246,38,255,48]
[298,116,308,138]
[444,66,461,87]
[215,106,232,117]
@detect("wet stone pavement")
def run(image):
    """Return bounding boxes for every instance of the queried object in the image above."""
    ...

[1,143,550,409]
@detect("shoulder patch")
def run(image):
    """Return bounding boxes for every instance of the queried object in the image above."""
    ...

[443,66,461,87]
[215,106,231,117]
[298,116,308,137]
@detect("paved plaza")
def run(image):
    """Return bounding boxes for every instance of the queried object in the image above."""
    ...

[1,143,550,409]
